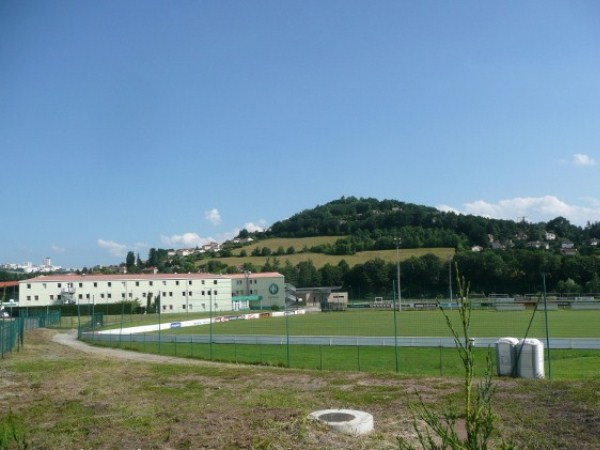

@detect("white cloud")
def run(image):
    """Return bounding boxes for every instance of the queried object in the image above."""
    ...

[160,232,212,248]
[51,244,66,253]
[97,239,128,258]
[572,153,596,167]
[437,204,460,215]
[161,219,267,249]
[439,195,600,226]
[97,239,148,258]
[205,208,222,226]
[243,220,267,233]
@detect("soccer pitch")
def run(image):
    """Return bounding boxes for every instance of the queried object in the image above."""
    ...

[162,309,600,340]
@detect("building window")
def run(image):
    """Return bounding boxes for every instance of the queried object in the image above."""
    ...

[43,283,47,289]
[213,280,217,285]
[188,280,192,285]
[94,282,98,287]
[149,281,153,286]
[128,292,132,298]
[27,284,31,289]
[108,293,112,299]
[121,293,125,299]
[58,283,62,288]
[79,283,83,288]
[188,291,192,296]
[34,296,39,301]
[176,281,180,286]
[162,281,166,286]
[108,282,112,287]
[50,295,54,300]
[201,280,205,285]
[86,294,90,299]
[142,292,146,297]
[169,292,173,297]
[182,292,186,297]
[182,304,186,309]
[136,281,140,287]
[202,303,206,309]
[79,294,83,299]
[26,296,31,301]
[169,305,173,310]
[100,293,105,299]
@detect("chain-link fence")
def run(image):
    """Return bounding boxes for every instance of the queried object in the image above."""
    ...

[0,310,62,357]
[77,294,600,379]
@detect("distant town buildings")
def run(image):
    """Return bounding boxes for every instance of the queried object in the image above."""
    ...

[166,242,222,258]
[0,257,62,274]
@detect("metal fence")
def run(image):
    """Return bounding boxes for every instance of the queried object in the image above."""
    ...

[77,297,600,379]
[0,311,61,357]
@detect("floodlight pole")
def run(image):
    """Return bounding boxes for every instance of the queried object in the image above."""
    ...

[209,289,213,359]
[448,253,453,306]
[392,280,399,373]
[542,273,552,380]
[157,292,161,355]
[395,238,402,311]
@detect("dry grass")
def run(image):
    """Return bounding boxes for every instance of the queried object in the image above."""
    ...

[221,245,455,270]
[1,329,599,449]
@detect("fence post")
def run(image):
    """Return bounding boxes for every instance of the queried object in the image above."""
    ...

[319,345,323,370]
[285,303,291,368]
[392,280,399,373]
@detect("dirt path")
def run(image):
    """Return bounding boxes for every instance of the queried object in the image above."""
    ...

[51,329,225,366]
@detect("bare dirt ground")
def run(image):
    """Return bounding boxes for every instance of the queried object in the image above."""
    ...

[1,329,599,449]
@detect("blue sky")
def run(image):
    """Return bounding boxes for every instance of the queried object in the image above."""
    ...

[2,1,599,269]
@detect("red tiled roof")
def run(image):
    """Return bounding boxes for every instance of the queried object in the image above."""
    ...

[228,272,284,279]
[20,273,229,283]
[0,281,19,288]
[20,272,283,284]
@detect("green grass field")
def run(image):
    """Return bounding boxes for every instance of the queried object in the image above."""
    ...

[158,309,600,339]
[91,337,600,380]
[84,309,600,379]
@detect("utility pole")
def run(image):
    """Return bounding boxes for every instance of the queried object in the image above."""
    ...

[395,237,402,311]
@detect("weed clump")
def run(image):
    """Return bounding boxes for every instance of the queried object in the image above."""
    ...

[399,267,514,450]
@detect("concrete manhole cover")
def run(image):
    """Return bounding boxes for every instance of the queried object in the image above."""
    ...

[308,409,374,435]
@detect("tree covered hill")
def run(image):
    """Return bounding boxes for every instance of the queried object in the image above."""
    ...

[256,196,598,253]
[92,197,600,298]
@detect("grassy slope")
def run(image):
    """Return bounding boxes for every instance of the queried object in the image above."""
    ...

[213,235,454,269]
[5,329,598,449]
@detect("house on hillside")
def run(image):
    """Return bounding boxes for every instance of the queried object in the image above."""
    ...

[527,241,549,250]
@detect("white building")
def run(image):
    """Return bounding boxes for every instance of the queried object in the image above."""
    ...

[229,272,286,310]
[18,272,286,313]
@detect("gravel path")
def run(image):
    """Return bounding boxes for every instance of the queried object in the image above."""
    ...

[51,330,223,366]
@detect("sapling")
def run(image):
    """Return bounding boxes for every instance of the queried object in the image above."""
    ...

[399,266,509,450]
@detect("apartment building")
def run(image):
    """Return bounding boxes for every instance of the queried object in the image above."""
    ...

[18,272,286,313]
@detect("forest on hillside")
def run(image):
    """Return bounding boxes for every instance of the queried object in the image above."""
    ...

[117,198,599,298]
[8,197,595,299]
